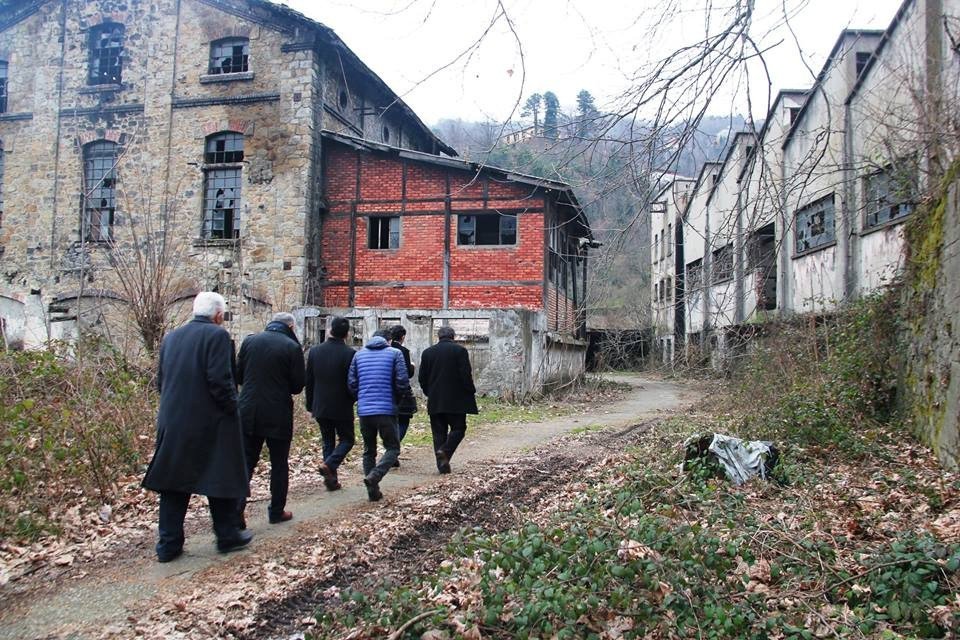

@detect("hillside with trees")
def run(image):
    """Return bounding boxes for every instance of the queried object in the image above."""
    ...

[432,97,746,328]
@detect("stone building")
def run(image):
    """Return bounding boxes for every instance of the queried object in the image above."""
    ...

[0,0,593,394]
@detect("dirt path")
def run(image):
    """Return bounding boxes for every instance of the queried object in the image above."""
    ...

[0,375,698,640]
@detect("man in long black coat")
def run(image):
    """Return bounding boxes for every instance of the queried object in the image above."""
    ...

[142,292,252,562]
[418,326,478,474]
[237,312,305,526]
[305,316,357,491]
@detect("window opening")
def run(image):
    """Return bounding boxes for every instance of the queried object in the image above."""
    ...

[89,23,124,85]
[864,165,915,228]
[0,61,7,113]
[457,213,517,246]
[368,216,400,249]
[209,38,249,74]
[339,89,348,110]
[82,141,117,242]
[202,133,244,239]
[795,194,836,253]
[381,126,390,144]
[686,258,703,292]
[712,244,733,283]
[855,51,872,77]
[747,223,777,310]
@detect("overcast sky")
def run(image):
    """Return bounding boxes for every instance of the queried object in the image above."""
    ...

[279,0,906,125]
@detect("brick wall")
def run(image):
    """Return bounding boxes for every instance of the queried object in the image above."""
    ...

[320,141,550,311]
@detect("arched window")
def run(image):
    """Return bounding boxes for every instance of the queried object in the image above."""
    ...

[0,61,7,113]
[82,141,117,242]
[209,38,249,74]
[202,132,244,239]
[89,22,124,85]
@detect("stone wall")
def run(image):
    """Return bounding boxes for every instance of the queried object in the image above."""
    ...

[900,166,960,469]
[0,0,451,355]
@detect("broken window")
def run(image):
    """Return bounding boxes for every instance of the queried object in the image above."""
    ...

[201,133,244,240]
[210,38,249,74]
[747,223,777,310]
[457,213,517,246]
[795,194,836,254]
[348,318,364,347]
[686,258,703,292]
[89,23,124,85]
[864,165,915,229]
[368,216,400,249]
[712,244,733,283]
[82,141,117,242]
[0,61,7,113]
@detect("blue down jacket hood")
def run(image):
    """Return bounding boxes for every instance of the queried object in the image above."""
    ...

[347,336,411,417]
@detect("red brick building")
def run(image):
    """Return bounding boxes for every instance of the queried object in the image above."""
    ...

[315,132,592,339]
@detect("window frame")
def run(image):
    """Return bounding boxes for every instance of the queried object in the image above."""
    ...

[88,22,124,86]
[794,193,836,257]
[208,37,250,75]
[368,215,400,250]
[81,140,119,243]
[862,164,916,231]
[201,132,244,241]
[0,61,7,114]
[686,258,704,293]
[711,243,734,284]
[456,212,518,247]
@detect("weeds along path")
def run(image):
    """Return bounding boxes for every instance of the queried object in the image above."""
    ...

[0,375,699,640]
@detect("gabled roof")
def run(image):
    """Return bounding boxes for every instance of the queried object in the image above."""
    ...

[682,161,723,222]
[651,175,695,206]
[845,0,915,105]
[782,29,885,149]
[0,0,457,157]
[706,130,757,208]
[737,89,808,182]
[322,130,592,239]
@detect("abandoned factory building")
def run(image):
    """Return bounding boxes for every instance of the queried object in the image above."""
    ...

[0,0,594,395]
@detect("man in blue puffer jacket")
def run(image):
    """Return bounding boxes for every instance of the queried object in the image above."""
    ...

[347,329,411,501]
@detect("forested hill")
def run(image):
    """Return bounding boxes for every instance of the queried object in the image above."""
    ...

[431,113,747,328]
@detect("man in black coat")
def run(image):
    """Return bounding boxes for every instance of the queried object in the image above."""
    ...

[142,292,252,562]
[305,316,357,491]
[237,312,305,526]
[418,326,478,474]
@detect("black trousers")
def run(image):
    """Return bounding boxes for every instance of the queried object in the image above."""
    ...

[430,412,467,461]
[359,414,400,482]
[318,418,355,473]
[157,491,238,558]
[241,434,291,520]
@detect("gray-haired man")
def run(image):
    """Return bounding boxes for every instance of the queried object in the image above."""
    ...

[237,312,305,526]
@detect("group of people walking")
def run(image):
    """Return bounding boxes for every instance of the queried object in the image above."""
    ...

[141,292,477,563]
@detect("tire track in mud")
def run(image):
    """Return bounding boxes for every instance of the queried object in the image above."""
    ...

[244,420,657,640]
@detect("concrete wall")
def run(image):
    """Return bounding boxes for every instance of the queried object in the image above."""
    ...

[293,306,586,398]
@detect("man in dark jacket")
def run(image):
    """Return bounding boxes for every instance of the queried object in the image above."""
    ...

[418,326,478,474]
[142,292,252,562]
[237,312,305,526]
[305,316,356,491]
[347,330,410,501]
[389,324,417,467]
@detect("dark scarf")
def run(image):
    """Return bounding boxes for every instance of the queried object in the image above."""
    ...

[265,321,300,345]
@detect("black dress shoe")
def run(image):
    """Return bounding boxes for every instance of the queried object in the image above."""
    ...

[217,529,254,553]
[435,449,449,472]
[157,548,183,563]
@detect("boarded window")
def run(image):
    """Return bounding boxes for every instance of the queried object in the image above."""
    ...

[82,141,117,242]
[368,216,400,249]
[795,194,835,254]
[864,166,915,229]
[209,38,249,74]
[457,213,517,246]
[712,244,733,283]
[89,23,124,85]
